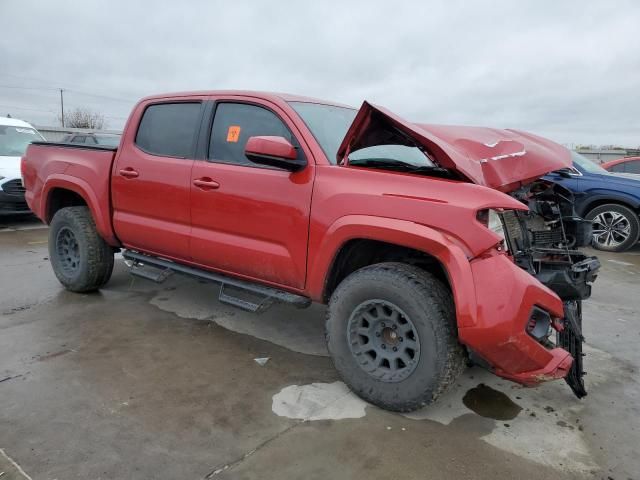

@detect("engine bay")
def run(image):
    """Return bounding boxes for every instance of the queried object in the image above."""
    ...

[503,179,600,397]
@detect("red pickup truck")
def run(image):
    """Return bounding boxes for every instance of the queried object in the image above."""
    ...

[22,91,599,411]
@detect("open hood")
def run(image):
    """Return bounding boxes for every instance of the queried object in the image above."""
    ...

[337,102,572,192]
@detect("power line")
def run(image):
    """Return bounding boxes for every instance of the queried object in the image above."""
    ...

[0,73,89,91]
[0,85,136,103]
[0,104,56,113]
[65,88,135,103]
[0,85,58,92]
[0,83,133,126]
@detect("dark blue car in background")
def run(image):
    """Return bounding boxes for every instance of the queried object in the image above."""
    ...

[545,152,640,252]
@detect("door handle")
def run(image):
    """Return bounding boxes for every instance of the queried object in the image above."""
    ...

[119,168,139,179]
[193,178,220,190]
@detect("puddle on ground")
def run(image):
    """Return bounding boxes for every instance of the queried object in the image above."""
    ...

[462,383,522,420]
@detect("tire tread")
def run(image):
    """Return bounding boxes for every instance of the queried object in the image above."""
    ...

[49,206,114,292]
[326,262,465,412]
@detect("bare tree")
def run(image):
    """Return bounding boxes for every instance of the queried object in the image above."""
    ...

[58,108,107,129]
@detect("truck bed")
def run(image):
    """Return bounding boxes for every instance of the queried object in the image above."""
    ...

[22,141,119,244]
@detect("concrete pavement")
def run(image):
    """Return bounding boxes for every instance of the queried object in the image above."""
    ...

[1,216,638,479]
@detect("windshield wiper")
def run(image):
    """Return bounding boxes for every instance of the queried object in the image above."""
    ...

[349,158,448,174]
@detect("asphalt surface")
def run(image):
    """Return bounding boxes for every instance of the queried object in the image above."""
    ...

[1,215,638,479]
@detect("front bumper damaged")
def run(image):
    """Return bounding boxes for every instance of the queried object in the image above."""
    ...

[459,250,598,394]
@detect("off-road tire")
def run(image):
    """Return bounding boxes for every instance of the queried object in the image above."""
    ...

[585,203,640,252]
[49,206,114,292]
[326,262,466,412]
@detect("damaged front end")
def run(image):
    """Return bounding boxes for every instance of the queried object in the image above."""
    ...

[337,101,599,397]
[499,180,600,397]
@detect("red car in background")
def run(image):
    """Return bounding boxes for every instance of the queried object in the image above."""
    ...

[602,156,640,174]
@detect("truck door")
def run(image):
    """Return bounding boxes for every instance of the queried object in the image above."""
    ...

[189,99,314,289]
[112,100,204,260]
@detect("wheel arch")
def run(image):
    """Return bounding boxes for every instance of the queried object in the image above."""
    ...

[308,215,477,328]
[579,195,640,218]
[42,175,119,245]
[323,238,451,301]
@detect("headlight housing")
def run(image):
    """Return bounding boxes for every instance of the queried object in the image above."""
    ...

[477,209,505,239]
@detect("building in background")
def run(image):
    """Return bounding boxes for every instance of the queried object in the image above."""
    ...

[575,147,640,164]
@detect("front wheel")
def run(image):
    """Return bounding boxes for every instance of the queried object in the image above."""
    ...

[325,262,465,412]
[585,204,640,252]
[49,206,114,292]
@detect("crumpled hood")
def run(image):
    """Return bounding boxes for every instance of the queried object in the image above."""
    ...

[0,156,22,180]
[337,102,572,192]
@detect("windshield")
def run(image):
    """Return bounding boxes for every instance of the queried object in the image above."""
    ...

[0,125,43,156]
[349,144,435,167]
[289,102,357,164]
[572,151,608,174]
[95,135,121,147]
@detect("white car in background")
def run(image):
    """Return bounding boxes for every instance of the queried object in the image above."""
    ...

[0,117,45,215]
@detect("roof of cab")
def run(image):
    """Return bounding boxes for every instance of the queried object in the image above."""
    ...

[137,90,354,108]
[0,116,37,128]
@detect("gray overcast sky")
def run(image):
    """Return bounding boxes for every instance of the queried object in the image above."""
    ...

[1,1,639,147]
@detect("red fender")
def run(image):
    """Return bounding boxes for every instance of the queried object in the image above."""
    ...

[42,175,119,246]
[307,215,477,328]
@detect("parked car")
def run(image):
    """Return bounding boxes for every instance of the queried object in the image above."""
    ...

[0,117,45,215]
[61,132,121,147]
[545,152,640,252]
[601,156,640,174]
[22,91,599,411]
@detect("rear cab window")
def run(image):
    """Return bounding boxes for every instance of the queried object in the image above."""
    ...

[135,102,202,157]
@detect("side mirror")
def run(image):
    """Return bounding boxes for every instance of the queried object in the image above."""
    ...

[554,169,573,178]
[245,136,306,172]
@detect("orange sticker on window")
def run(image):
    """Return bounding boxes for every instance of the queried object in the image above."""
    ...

[226,125,241,143]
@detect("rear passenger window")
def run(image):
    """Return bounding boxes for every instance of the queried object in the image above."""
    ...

[135,102,201,157]
[71,136,85,144]
[209,103,296,166]
[610,163,626,173]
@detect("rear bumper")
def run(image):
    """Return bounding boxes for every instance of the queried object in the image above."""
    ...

[459,250,573,386]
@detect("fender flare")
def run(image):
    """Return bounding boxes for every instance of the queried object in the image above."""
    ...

[307,215,477,328]
[42,174,119,245]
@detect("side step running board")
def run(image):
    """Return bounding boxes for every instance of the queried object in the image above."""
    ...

[122,250,311,312]
[130,263,174,283]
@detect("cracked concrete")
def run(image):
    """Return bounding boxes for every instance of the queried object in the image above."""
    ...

[1,216,639,479]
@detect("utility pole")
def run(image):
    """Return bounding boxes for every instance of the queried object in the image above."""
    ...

[59,88,65,127]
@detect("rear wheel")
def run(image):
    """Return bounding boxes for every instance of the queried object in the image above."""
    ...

[49,206,114,292]
[325,262,465,412]
[585,204,639,252]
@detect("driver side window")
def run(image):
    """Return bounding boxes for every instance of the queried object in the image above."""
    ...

[208,103,297,166]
